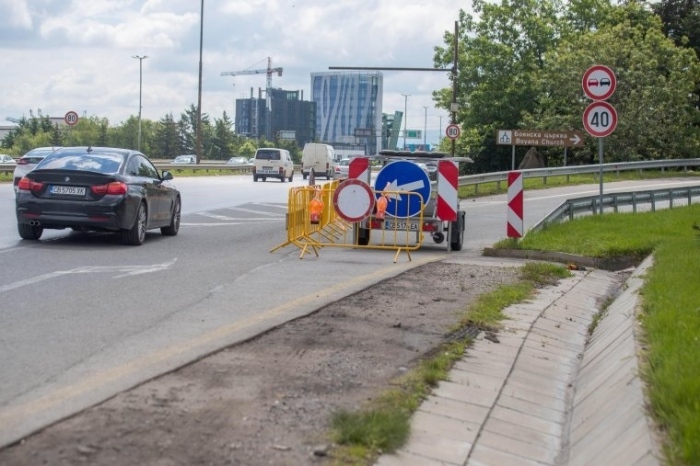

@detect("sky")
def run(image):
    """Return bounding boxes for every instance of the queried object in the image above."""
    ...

[0,0,469,147]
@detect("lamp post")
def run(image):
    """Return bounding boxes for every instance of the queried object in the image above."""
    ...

[132,55,148,151]
[423,106,428,149]
[196,0,204,163]
[401,93,410,150]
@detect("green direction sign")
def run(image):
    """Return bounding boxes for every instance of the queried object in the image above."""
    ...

[405,129,422,139]
[497,129,585,148]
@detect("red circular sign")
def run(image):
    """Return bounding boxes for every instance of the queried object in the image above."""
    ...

[582,65,616,100]
[64,111,79,126]
[445,124,461,140]
[332,179,375,223]
[583,101,618,137]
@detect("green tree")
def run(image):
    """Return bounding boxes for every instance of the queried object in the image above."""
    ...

[153,113,181,159]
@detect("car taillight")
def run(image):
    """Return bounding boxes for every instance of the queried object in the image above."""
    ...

[17,159,30,166]
[91,181,128,195]
[17,177,43,192]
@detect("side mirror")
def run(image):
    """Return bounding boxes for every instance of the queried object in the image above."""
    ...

[162,170,174,180]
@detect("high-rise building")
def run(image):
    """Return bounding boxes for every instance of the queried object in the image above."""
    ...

[235,88,316,147]
[310,71,383,155]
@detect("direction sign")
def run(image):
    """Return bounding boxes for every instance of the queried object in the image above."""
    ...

[374,160,431,218]
[64,111,79,126]
[446,124,460,140]
[496,129,585,147]
[583,101,618,137]
[582,65,616,101]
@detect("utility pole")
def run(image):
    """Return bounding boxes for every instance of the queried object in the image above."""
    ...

[401,93,410,150]
[132,55,148,151]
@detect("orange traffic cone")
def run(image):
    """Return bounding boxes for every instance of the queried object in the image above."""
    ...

[375,182,390,220]
[309,189,324,224]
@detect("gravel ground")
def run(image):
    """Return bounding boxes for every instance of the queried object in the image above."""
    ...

[0,261,521,466]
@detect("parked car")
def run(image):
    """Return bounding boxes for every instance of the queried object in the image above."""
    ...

[226,156,251,166]
[15,146,181,246]
[13,147,61,191]
[0,154,16,165]
[334,158,351,178]
[172,155,196,164]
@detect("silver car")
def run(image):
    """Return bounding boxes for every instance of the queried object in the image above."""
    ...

[0,154,16,165]
[13,147,61,191]
[334,158,351,178]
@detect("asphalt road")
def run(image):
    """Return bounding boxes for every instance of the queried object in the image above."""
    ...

[0,174,697,448]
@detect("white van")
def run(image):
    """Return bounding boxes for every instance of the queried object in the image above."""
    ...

[301,143,336,180]
[252,148,294,182]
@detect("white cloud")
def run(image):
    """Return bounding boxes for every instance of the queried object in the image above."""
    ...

[0,0,468,145]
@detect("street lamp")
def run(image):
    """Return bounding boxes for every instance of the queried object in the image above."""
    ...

[423,106,428,148]
[401,93,410,150]
[196,0,204,163]
[132,55,148,151]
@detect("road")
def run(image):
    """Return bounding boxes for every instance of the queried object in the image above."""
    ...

[0,174,697,448]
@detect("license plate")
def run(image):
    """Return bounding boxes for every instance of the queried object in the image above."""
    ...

[50,185,86,196]
[384,221,419,231]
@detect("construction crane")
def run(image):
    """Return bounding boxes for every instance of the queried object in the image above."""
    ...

[221,57,283,139]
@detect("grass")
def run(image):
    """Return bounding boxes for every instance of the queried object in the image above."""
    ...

[493,203,700,465]
[328,262,571,465]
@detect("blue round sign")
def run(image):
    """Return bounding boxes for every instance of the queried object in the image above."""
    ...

[374,161,431,218]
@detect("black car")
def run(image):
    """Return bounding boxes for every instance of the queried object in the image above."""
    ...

[16,146,181,245]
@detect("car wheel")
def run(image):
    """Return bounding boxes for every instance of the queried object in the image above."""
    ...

[450,211,465,251]
[262,177,267,182]
[254,176,259,182]
[280,175,286,183]
[18,223,43,240]
[161,197,181,236]
[288,172,293,182]
[303,173,308,180]
[123,202,147,245]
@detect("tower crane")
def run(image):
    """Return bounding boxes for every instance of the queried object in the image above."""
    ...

[221,57,283,139]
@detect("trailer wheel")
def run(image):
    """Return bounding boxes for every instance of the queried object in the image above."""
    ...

[357,227,370,246]
[450,211,465,251]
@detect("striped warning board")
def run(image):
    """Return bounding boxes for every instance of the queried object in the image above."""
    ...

[348,157,370,183]
[437,160,458,222]
[507,171,523,238]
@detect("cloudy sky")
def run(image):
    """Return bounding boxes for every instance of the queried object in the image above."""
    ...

[0,0,469,146]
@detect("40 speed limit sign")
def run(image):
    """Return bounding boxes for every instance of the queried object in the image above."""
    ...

[583,101,617,138]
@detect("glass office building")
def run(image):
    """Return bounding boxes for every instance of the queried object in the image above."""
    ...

[310,72,383,155]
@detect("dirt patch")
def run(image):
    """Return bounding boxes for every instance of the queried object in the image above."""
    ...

[0,261,520,466]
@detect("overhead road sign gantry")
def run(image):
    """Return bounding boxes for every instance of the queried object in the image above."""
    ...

[497,129,584,147]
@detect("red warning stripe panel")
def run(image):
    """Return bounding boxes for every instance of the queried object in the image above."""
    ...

[437,160,458,221]
[507,171,523,238]
[348,157,369,180]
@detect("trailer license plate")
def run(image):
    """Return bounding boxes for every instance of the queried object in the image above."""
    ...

[384,221,418,231]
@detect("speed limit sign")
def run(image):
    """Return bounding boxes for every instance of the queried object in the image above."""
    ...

[583,101,617,138]
[445,124,461,140]
[64,111,79,126]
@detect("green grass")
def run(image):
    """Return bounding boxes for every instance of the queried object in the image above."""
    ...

[328,262,570,465]
[500,203,700,465]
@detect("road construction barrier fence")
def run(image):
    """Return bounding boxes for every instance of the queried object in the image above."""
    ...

[271,182,425,262]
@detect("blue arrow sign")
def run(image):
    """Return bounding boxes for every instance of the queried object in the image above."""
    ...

[374,160,431,218]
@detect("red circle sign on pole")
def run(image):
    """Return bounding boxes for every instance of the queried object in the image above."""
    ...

[64,111,79,126]
[583,101,618,137]
[445,124,460,140]
[582,65,616,101]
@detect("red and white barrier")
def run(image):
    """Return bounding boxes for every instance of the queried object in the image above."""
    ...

[348,157,370,182]
[437,160,458,222]
[507,171,523,238]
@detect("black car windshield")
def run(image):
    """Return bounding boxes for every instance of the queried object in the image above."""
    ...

[37,151,124,174]
[256,150,281,160]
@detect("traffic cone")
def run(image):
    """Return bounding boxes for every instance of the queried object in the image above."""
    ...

[309,188,324,224]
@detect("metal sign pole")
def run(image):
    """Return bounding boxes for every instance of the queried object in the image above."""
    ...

[598,137,604,214]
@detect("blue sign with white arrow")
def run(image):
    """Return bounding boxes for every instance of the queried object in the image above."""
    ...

[374,161,432,218]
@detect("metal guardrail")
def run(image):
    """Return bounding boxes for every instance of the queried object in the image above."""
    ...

[531,185,700,232]
[456,158,700,190]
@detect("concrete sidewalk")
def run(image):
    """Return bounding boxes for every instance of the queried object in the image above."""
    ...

[375,255,661,466]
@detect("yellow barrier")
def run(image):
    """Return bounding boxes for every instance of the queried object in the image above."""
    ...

[271,182,425,262]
